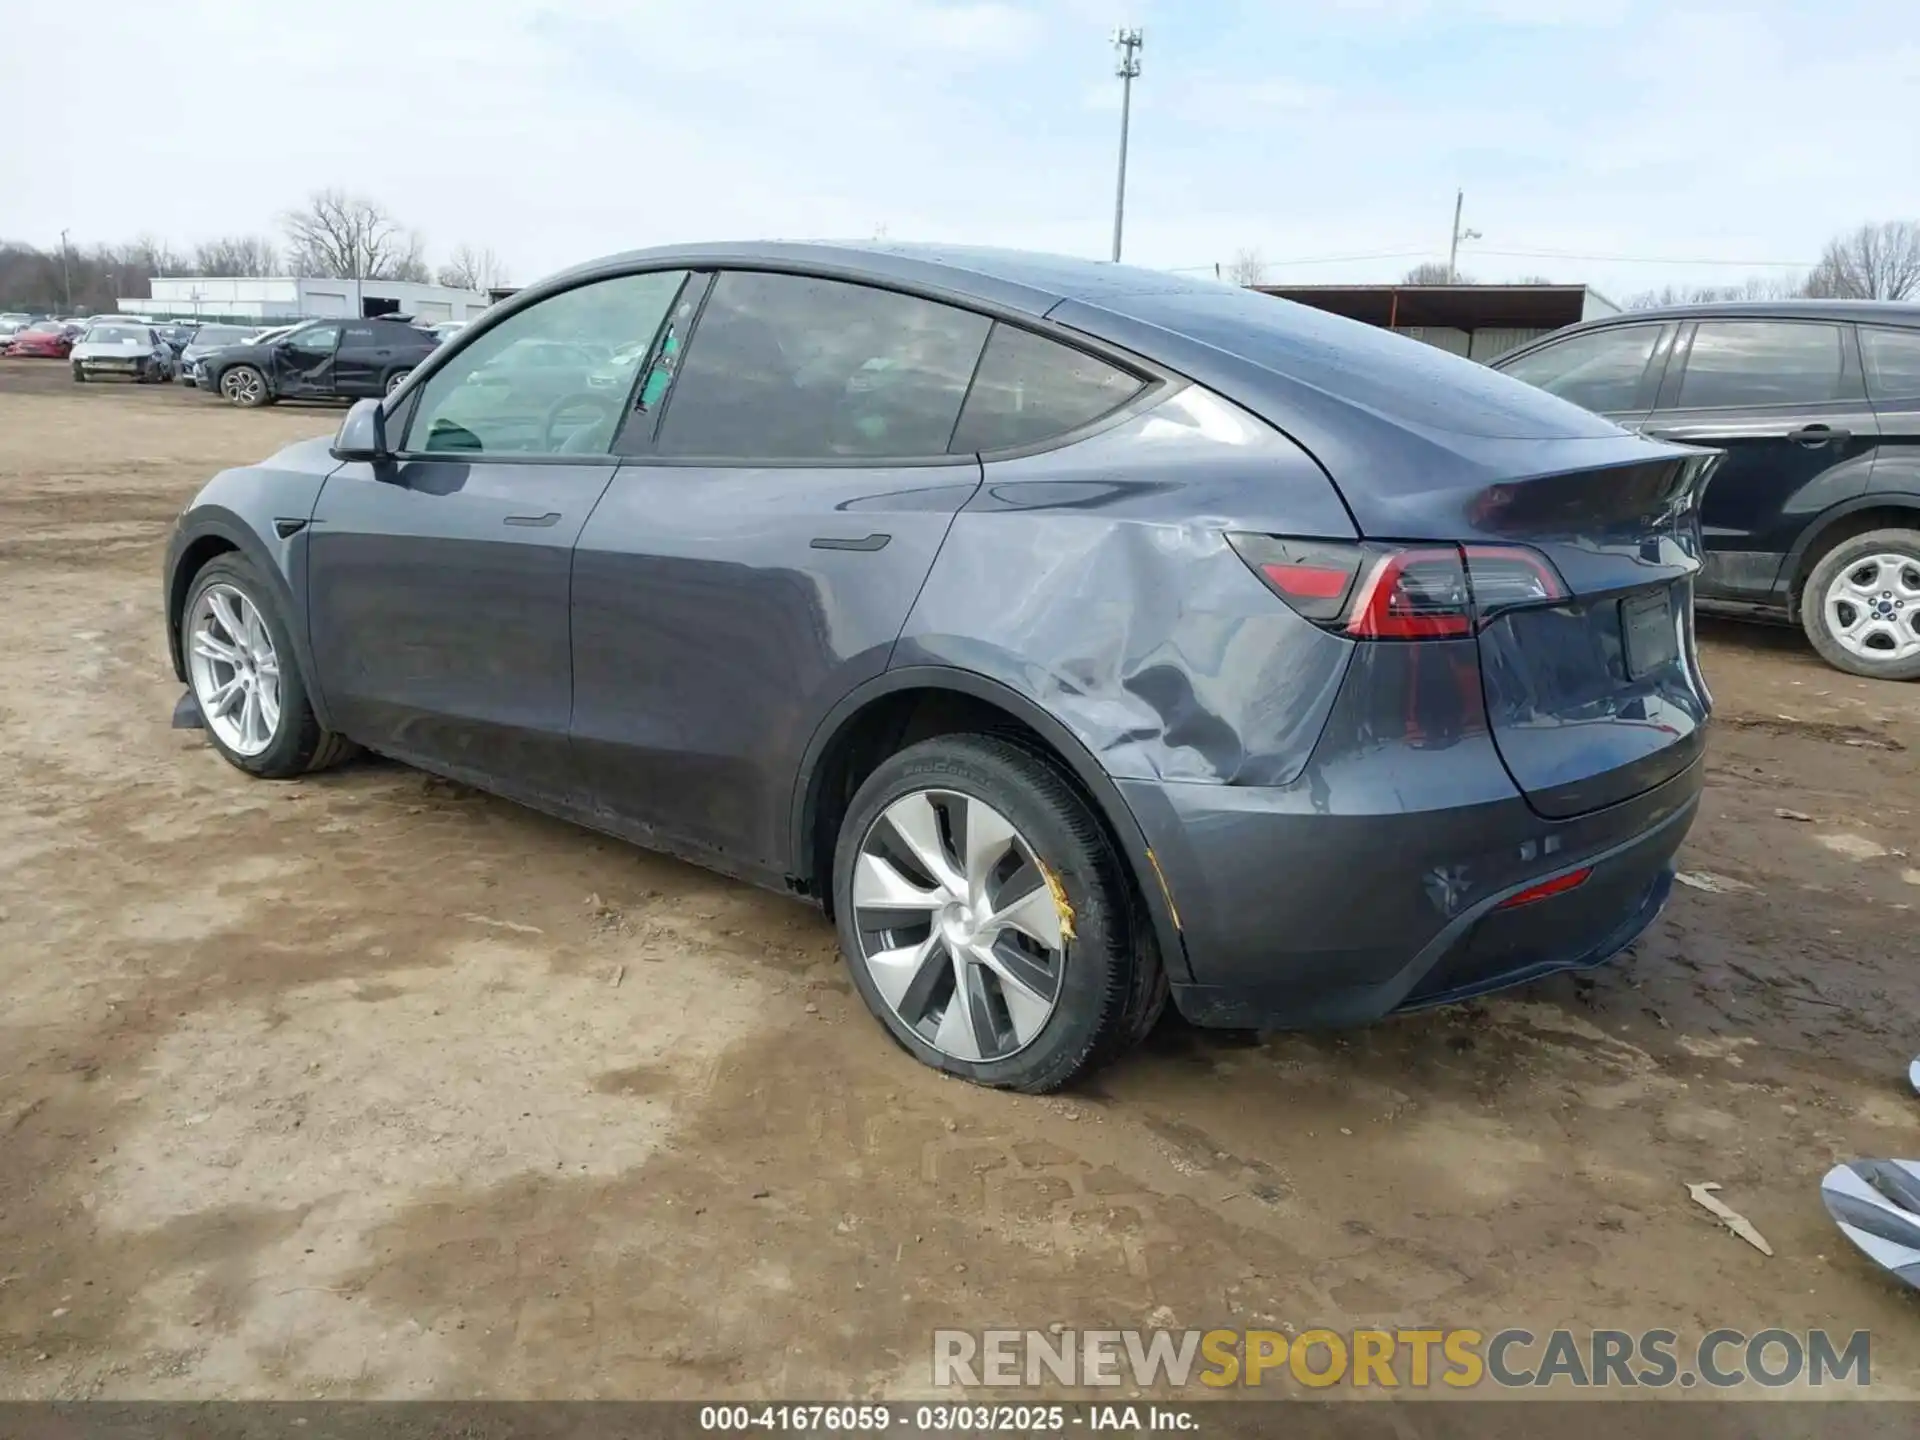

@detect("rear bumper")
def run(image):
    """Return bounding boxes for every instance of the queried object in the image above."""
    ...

[1123,754,1702,1031]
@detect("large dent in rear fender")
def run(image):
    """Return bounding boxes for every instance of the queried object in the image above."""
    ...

[896,390,1354,785]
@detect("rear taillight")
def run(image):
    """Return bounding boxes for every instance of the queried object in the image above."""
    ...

[1229,534,1566,640]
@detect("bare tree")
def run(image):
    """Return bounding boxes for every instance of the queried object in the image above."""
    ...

[122,234,185,276]
[192,235,281,276]
[437,244,509,292]
[1402,261,1461,285]
[1802,221,1920,300]
[1225,248,1268,287]
[1625,273,1808,310]
[281,189,428,282]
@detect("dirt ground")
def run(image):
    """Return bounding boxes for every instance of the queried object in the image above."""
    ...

[2,356,1918,1402]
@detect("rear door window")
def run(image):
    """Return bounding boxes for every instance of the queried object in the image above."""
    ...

[1861,326,1920,403]
[949,323,1144,453]
[652,271,990,461]
[1497,325,1663,413]
[1674,321,1853,409]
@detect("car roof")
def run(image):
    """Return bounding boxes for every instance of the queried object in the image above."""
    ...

[1536,298,1920,331]
[512,239,1677,496]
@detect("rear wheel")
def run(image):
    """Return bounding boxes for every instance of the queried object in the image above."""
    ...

[219,364,271,408]
[183,555,356,778]
[831,734,1159,1092]
[1801,529,1920,681]
[384,368,413,396]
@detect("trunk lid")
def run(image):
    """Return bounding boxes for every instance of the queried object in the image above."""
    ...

[1455,455,1717,818]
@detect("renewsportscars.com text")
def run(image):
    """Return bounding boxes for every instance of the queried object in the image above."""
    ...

[932,1327,1872,1390]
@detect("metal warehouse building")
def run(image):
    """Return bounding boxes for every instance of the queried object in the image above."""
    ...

[1253,283,1620,363]
[117,276,493,325]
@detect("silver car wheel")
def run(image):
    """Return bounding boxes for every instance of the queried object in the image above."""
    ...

[221,368,262,405]
[186,583,282,757]
[1824,552,1920,663]
[851,789,1066,1063]
[385,369,412,395]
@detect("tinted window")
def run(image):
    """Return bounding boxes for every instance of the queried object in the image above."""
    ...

[949,324,1143,452]
[285,324,340,357]
[1675,321,1849,408]
[1498,325,1661,413]
[654,271,990,460]
[407,269,686,457]
[1861,326,1920,402]
[342,325,377,348]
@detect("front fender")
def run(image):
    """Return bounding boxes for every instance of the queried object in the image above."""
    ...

[164,443,340,724]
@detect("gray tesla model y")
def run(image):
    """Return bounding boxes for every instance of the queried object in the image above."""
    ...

[162,243,1717,1091]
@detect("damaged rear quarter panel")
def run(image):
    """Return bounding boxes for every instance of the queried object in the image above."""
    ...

[896,389,1356,786]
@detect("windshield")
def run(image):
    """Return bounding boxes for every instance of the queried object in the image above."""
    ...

[27,321,61,333]
[191,326,249,346]
[89,328,147,344]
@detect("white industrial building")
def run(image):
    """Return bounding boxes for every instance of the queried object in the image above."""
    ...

[118,276,493,326]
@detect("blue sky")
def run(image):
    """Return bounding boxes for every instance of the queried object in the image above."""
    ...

[5,0,1915,298]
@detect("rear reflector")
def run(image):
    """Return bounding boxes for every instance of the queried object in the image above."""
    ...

[1495,867,1593,910]
[1228,534,1567,641]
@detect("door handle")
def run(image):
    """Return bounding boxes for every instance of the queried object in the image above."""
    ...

[809,534,891,552]
[504,512,562,528]
[1787,424,1848,447]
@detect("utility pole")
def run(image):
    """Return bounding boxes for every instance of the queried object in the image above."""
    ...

[1447,189,1481,282]
[59,229,72,314]
[1110,26,1143,263]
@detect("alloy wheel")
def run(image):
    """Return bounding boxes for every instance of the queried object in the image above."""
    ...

[385,369,412,395]
[1824,553,1920,663]
[221,368,262,405]
[851,789,1067,1063]
[186,583,282,757]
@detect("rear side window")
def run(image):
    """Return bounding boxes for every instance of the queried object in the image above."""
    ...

[654,271,990,461]
[1497,325,1661,413]
[1675,321,1851,408]
[1861,326,1920,402]
[949,323,1143,453]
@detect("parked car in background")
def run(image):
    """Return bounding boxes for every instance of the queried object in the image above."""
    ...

[162,242,1715,1090]
[0,313,35,341]
[200,317,436,406]
[428,320,469,344]
[1494,300,1920,680]
[5,320,80,359]
[177,323,266,386]
[71,323,176,383]
[153,323,198,355]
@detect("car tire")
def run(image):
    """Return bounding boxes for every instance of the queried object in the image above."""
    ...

[384,368,413,396]
[182,554,357,779]
[71,365,85,383]
[1800,528,1920,681]
[831,734,1160,1092]
[219,364,271,408]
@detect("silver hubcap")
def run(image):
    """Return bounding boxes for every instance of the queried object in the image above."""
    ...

[851,790,1067,1063]
[386,370,410,394]
[223,369,260,403]
[186,583,282,757]
[1825,553,1920,662]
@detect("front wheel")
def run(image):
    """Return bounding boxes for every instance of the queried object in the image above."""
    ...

[219,364,271,407]
[71,365,86,383]
[831,734,1160,1092]
[182,555,356,777]
[1801,529,1920,681]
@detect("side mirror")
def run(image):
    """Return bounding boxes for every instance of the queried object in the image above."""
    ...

[333,398,392,463]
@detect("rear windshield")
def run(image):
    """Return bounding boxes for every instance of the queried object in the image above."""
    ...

[1085,284,1622,440]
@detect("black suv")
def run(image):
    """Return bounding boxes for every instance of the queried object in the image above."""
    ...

[200,318,437,410]
[1493,301,1920,679]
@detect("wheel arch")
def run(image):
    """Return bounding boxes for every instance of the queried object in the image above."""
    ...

[166,512,334,730]
[1782,493,1920,620]
[789,665,1192,981]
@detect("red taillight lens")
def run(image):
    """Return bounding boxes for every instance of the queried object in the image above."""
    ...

[1495,867,1593,910]
[1347,548,1472,639]
[1229,534,1566,640]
